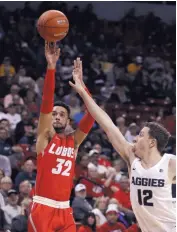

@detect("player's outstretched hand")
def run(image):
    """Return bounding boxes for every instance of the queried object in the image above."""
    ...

[45,41,60,69]
[73,57,86,88]
[69,64,85,95]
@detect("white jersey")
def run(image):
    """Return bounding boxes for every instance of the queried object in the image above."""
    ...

[130,153,176,232]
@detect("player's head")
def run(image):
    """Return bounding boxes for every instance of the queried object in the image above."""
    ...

[52,101,70,133]
[134,122,170,158]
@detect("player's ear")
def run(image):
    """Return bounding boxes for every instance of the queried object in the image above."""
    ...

[149,138,156,148]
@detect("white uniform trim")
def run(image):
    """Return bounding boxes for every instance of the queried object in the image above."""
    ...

[29,202,37,232]
[33,195,70,209]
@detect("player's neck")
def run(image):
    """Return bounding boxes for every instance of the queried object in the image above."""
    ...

[141,149,162,169]
[56,132,66,138]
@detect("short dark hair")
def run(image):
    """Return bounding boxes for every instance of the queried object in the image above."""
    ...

[145,122,170,153]
[54,101,70,118]
[0,119,9,123]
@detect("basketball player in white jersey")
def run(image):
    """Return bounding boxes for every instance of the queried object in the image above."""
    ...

[69,59,176,232]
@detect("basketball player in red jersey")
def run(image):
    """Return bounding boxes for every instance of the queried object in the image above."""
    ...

[28,42,95,232]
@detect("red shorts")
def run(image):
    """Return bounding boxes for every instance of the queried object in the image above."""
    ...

[28,202,76,232]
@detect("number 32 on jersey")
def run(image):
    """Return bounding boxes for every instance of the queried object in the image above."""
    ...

[52,158,72,176]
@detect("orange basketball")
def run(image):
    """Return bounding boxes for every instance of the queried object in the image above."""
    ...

[37,10,69,42]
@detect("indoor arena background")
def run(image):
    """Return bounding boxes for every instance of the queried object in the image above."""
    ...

[0,1,176,232]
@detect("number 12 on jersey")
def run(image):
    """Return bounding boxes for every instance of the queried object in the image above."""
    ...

[137,189,153,206]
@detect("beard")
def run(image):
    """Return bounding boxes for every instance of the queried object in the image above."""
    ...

[53,125,66,134]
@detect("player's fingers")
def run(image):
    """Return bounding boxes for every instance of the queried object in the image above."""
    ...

[75,57,79,69]
[77,57,80,69]
[80,60,82,71]
[69,81,75,88]
[74,60,76,69]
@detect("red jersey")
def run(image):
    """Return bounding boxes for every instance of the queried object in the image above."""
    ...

[125,224,139,232]
[35,134,76,201]
[98,222,126,232]
[80,178,104,198]
[113,185,131,209]
[77,225,92,232]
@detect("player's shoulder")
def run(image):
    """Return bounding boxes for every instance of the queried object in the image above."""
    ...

[168,154,176,170]
[166,153,176,182]
[163,153,176,164]
[163,152,176,158]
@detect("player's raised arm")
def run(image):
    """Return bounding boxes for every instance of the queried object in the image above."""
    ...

[73,58,95,148]
[69,61,134,164]
[36,42,60,154]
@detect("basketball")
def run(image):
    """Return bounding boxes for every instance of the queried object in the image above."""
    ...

[37,10,69,42]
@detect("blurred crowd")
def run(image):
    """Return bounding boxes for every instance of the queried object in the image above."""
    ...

[0,2,176,232]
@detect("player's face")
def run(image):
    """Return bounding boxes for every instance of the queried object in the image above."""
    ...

[106,212,118,224]
[133,127,153,158]
[52,106,70,133]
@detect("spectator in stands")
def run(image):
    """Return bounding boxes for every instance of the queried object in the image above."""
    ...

[18,122,35,145]
[0,208,6,231]
[18,180,32,205]
[2,189,21,230]
[72,184,92,221]
[88,149,107,176]
[80,166,104,199]
[113,159,125,183]
[92,196,108,226]
[0,169,5,182]
[116,117,127,136]
[5,104,21,130]
[75,154,89,180]
[11,197,32,232]
[125,123,138,143]
[81,166,117,200]
[127,56,142,74]
[77,212,97,232]
[125,223,140,232]
[0,127,23,157]
[24,89,38,116]
[0,127,11,157]
[67,95,81,119]
[0,57,15,78]
[14,66,34,90]
[0,176,13,204]
[0,191,5,208]
[98,204,126,231]
[4,84,24,109]
[113,176,131,210]
[60,57,73,82]
[15,159,36,189]
[15,109,31,143]
[111,83,130,104]
[0,119,11,131]
[0,155,11,176]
